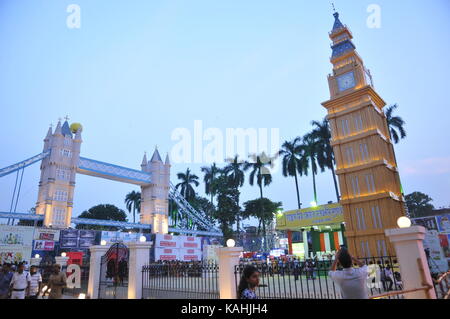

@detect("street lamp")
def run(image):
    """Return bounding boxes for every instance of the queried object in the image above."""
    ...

[226,239,235,248]
[397,216,411,228]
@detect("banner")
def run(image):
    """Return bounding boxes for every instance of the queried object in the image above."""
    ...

[155,234,179,248]
[60,229,99,249]
[34,228,60,241]
[179,248,202,261]
[423,230,448,273]
[276,203,344,230]
[436,215,450,233]
[0,225,34,264]
[101,231,147,243]
[412,217,438,231]
[33,240,55,251]
[155,247,179,261]
[203,245,220,262]
[178,236,202,249]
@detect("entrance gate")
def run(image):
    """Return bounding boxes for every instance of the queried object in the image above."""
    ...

[98,243,129,299]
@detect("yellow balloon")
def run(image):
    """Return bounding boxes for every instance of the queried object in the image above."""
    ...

[70,123,83,133]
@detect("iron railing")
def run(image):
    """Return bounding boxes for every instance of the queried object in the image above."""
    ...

[235,256,404,299]
[434,271,450,299]
[142,261,219,299]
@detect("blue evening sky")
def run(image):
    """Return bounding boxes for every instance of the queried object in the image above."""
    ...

[0,0,449,224]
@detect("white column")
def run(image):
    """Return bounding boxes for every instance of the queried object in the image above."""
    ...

[128,241,152,299]
[218,247,243,299]
[303,231,309,259]
[87,245,109,299]
[385,226,436,299]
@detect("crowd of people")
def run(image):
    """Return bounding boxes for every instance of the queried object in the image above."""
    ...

[238,248,403,299]
[0,262,67,299]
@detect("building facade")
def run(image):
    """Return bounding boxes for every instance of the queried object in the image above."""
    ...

[321,12,406,257]
[36,120,81,228]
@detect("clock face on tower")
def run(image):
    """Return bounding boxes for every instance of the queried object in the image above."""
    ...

[337,71,356,92]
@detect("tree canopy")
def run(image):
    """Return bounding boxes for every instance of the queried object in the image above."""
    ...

[405,191,434,218]
[76,204,128,230]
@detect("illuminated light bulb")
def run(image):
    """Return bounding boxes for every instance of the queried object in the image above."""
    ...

[226,239,235,248]
[310,201,318,207]
[34,254,40,259]
[397,216,411,228]
[78,293,86,299]
[100,240,107,246]
[139,236,146,242]
[61,252,67,257]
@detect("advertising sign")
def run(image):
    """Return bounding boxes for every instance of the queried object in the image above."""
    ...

[203,245,220,262]
[33,240,55,251]
[423,230,448,273]
[155,234,179,248]
[276,203,344,230]
[436,215,450,233]
[0,225,34,263]
[155,247,179,261]
[179,248,202,261]
[178,236,202,249]
[60,229,98,249]
[412,217,438,231]
[34,228,60,241]
[101,231,147,243]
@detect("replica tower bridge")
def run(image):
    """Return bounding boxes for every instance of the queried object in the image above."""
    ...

[0,120,222,237]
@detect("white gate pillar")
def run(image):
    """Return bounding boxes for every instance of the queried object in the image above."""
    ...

[128,241,152,299]
[385,226,436,299]
[87,245,109,299]
[218,247,243,299]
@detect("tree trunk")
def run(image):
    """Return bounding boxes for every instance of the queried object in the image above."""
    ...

[330,164,340,202]
[262,219,267,252]
[294,172,301,209]
[312,171,317,204]
[133,205,135,224]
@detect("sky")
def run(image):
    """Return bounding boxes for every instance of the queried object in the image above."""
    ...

[0,0,449,225]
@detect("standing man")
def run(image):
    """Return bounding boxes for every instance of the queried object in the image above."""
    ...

[9,262,30,299]
[27,265,42,299]
[47,264,67,299]
[329,248,369,299]
[0,263,13,299]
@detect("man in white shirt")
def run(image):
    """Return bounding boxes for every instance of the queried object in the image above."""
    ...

[27,265,42,299]
[329,248,369,299]
[9,263,30,299]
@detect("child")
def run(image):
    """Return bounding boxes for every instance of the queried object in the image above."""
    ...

[237,265,260,299]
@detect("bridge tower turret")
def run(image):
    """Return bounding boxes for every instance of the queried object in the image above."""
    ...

[36,119,82,228]
[140,147,170,234]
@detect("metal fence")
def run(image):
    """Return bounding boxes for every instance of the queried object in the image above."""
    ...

[235,256,406,299]
[142,261,219,299]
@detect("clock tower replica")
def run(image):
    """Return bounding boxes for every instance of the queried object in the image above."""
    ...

[321,12,406,257]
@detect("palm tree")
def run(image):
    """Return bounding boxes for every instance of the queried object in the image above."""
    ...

[278,138,308,209]
[223,155,246,238]
[244,152,275,252]
[310,118,340,202]
[124,190,141,224]
[201,163,220,205]
[244,152,274,199]
[223,156,245,189]
[385,104,406,144]
[302,134,322,205]
[175,168,199,201]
